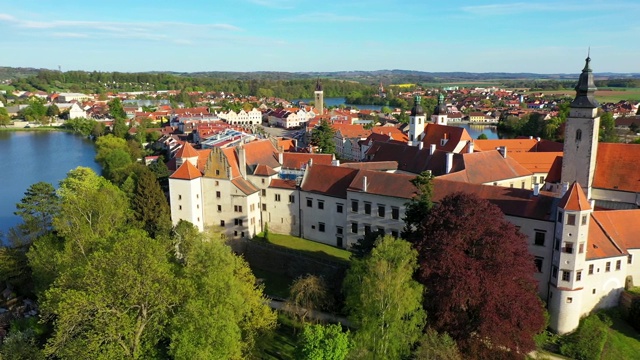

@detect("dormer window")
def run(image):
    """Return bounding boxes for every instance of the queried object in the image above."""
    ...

[576,129,582,143]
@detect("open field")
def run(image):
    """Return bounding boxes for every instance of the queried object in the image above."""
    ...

[524,88,640,102]
[255,232,351,262]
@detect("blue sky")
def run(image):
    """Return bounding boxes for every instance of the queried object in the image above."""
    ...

[1,0,638,73]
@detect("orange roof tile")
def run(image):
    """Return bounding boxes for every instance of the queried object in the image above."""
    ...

[254,164,277,176]
[231,177,259,195]
[474,139,539,152]
[282,153,333,169]
[196,149,212,172]
[244,140,280,169]
[270,178,298,189]
[591,210,640,252]
[333,124,371,139]
[222,147,241,178]
[301,164,358,198]
[558,182,591,211]
[594,143,640,193]
[170,161,202,180]
[348,170,417,199]
[175,142,199,158]
[507,152,563,174]
[437,151,532,184]
[421,124,472,153]
[586,214,625,260]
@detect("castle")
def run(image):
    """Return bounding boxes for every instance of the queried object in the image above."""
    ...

[169,57,640,334]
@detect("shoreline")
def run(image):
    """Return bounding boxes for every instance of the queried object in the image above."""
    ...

[0,126,71,132]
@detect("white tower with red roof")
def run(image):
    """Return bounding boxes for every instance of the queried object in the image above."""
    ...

[169,160,204,231]
[408,95,426,146]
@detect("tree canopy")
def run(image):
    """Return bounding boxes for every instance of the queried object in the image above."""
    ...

[412,192,545,359]
[310,119,336,155]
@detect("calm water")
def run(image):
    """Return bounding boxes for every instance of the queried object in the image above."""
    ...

[0,131,100,239]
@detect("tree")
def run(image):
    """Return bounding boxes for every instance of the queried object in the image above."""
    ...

[343,236,425,359]
[168,235,276,359]
[0,107,11,127]
[402,171,434,241]
[296,324,352,360]
[414,328,462,360]
[310,119,336,154]
[41,230,180,359]
[413,192,545,358]
[13,182,59,240]
[286,274,332,325]
[108,97,127,120]
[599,111,618,143]
[477,133,488,140]
[46,103,60,118]
[350,229,384,260]
[131,168,172,239]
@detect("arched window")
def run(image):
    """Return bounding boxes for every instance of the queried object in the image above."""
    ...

[576,129,582,143]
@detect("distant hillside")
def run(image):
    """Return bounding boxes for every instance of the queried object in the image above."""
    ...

[0,67,42,81]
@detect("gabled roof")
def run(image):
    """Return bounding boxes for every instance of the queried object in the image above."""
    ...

[586,214,624,260]
[175,142,199,159]
[282,153,333,169]
[508,152,563,174]
[340,161,398,172]
[254,164,278,176]
[333,124,371,139]
[300,164,358,199]
[231,177,259,195]
[348,170,417,199]
[592,210,640,253]
[270,178,298,190]
[222,147,241,178]
[558,182,591,211]
[196,149,212,172]
[244,140,281,169]
[437,151,532,184]
[545,155,563,183]
[474,139,539,152]
[371,126,409,142]
[421,123,472,153]
[170,161,202,180]
[594,143,640,193]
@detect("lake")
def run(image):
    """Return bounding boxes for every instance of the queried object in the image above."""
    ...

[0,131,100,239]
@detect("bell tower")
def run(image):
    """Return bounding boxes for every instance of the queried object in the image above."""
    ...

[431,93,448,125]
[560,55,600,199]
[314,79,324,116]
[408,95,426,146]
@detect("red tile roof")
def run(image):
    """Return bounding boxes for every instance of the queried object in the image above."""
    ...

[270,178,298,189]
[175,142,199,158]
[437,151,532,184]
[587,214,625,260]
[348,170,417,199]
[170,161,202,180]
[231,177,259,195]
[254,164,278,176]
[421,124,473,153]
[340,161,399,172]
[282,153,333,169]
[333,124,371,139]
[592,210,640,253]
[508,152,563,174]
[244,140,281,169]
[594,143,640,193]
[558,182,591,211]
[301,164,358,198]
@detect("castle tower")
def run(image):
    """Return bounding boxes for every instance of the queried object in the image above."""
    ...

[169,161,204,231]
[314,79,324,116]
[175,142,199,168]
[408,95,426,146]
[548,182,592,334]
[560,56,600,199]
[431,93,448,125]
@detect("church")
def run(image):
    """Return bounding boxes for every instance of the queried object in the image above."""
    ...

[168,57,640,334]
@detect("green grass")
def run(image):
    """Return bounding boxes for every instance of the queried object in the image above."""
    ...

[600,310,640,359]
[0,84,15,92]
[252,312,301,360]
[0,126,70,132]
[255,233,351,263]
[252,267,293,299]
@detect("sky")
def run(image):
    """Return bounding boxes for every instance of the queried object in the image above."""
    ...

[1,0,639,74]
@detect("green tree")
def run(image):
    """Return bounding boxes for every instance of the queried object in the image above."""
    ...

[414,328,462,360]
[599,111,618,143]
[0,328,45,360]
[310,119,336,154]
[112,117,129,138]
[343,236,425,359]
[46,103,60,118]
[41,230,180,359]
[169,234,276,359]
[13,182,59,240]
[296,324,352,360]
[131,168,172,239]
[0,107,11,127]
[477,133,488,140]
[402,171,434,241]
[108,97,127,120]
[286,274,332,325]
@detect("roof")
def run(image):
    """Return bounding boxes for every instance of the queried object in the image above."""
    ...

[474,139,539,153]
[175,142,199,158]
[348,170,417,199]
[586,214,624,260]
[282,153,333,169]
[594,143,640,193]
[170,161,202,180]
[270,178,298,190]
[222,147,241,178]
[196,149,212,172]
[340,161,398,172]
[371,126,409,142]
[300,164,359,198]
[558,182,591,211]
[437,151,532,184]
[333,124,371,139]
[243,140,281,169]
[545,155,563,183]
[592,210,640,253]
[231,177,259,195]
[253,164,278,176]
[421,123,473,153]
[508,152,563,174]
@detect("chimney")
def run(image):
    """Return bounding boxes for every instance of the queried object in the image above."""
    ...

[332,159,340,166]
[308,158,313,167]
[430,143,436,155]
[237,145,247,179]
[533,183,540,196]
[445,152,454,174]
[529,136,533,139]
[419,142,424,150]
[363,176,368,192]
[561,182,570,197]
[468,140,474,153]
[278,152,283,164]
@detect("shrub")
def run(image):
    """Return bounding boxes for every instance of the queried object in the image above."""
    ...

[628,298,640,332]
[560,312,611,360]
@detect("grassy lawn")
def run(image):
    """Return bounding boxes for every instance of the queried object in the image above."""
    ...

[600,311,640,359]
[252,267,293,299]
[252,312,301,360]
[255,233,351,263]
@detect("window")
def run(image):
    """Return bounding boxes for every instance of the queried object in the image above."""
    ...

[510,183,514,188]
[534,257,543,273]
[605,262,611,272]
[629,254,634,265]
[588,264,594,275]
[215,180,219,186]
[534,231,546,246]
[289,195,295,203]
[262,203,266,211]
[215,170,220,175]
[364,225,371,235]
[364,202,371,215]
[307,198,313,207]
[582,215,588,225]
[566,297,573,304]
[336,203,343,213]
[216,191,221,198]
[178,195,182,200]
[557,211,563,223]
[261,189,266,196]
[196,194,199,199]
[579,242,585,254]
[234,205,243,212]
[563,242,574,254]
[567,214,576,226]
[521,181,525,189]
[261,178,265,184]
[576,271,582,281]
[554,237,560,251]
[275,194,281,202]
[616,260,621,270]
[562,270,570,282]
[220,220,225,226]
[318,201,324,210]
[576,129,582,142]
[378,205,385,217]
[391,207,399,220]
[179,205,182,210]
[337,237,343,248]
[351,200,359,212]
[552,266,558,278]
[319,222,325,232]
[351,222,358,234]
[539,176,545,184]
[336,226,343,235]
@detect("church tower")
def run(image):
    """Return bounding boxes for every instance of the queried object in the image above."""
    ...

[431,93,448,125]
[314,79,324,115]
[408,95,426,146]
[560,56,600,199]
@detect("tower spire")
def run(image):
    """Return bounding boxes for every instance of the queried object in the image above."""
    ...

[571,54,598,108]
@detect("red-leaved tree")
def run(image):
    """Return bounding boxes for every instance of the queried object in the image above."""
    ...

[413,192,545,359]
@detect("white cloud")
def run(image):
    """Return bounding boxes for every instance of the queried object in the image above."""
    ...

[279,12,375,23]
[51,32,89,39]
[462,1,640,16]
